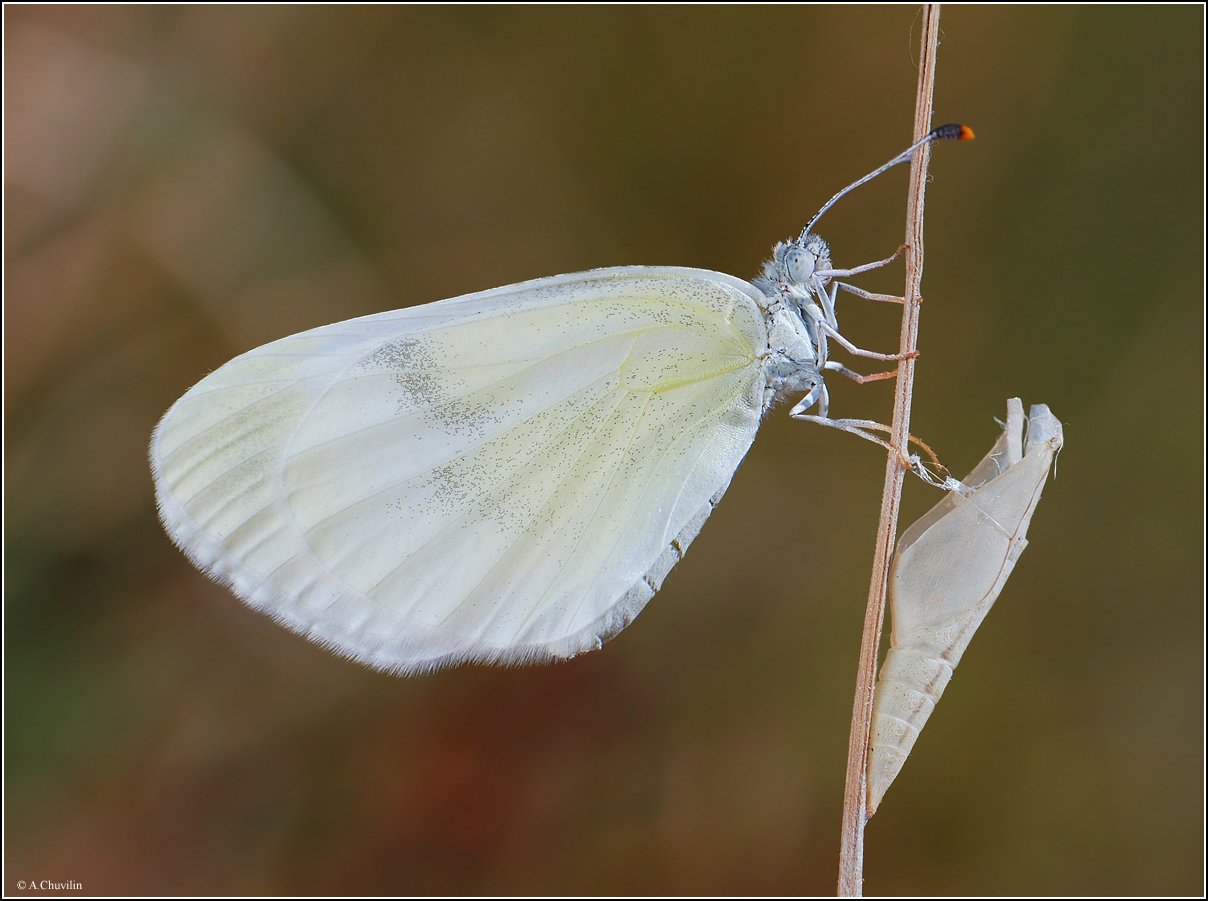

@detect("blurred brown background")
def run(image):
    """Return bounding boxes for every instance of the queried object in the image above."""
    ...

[5,5,1202,896]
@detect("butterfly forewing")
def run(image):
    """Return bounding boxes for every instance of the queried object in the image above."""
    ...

[152,267,770,673]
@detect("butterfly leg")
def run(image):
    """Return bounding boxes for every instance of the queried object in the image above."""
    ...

[816,244,905,280]
[834,282,906,305]
[817,282,839,329]
[791,413,953,488]
[791,412,906,460]
[823,360,900,384]
[818,320,919,362]
[803,288,907,362]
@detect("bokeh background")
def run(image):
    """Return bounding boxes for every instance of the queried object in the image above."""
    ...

[5,5,1203,896]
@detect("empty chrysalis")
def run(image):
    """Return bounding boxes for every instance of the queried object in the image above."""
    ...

[150,125,973,675]
[867,399,1064,814]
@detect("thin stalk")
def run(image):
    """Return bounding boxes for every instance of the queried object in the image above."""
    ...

[836,4,942,896]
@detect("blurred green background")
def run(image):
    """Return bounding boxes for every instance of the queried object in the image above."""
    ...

[5,5,1202,896]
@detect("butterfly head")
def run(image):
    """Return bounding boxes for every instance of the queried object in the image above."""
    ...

[760,234,833,292]
[783,234,832,286]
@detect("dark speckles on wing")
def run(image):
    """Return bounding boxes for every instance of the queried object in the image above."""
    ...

[359,338,449,411]
[357,336,514,439]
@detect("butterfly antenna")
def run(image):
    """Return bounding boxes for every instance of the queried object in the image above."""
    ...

[800,123,974,240]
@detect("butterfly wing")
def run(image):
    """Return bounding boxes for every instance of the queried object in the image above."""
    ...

[151,266,770,673]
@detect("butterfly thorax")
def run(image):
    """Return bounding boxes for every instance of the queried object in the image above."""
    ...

[753,233,835,411]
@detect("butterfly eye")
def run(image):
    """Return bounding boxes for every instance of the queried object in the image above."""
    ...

[784,246,816,284]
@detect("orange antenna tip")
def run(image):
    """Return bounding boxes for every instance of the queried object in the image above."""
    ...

[930,122,974,142]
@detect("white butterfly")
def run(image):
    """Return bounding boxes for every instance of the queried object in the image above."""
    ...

[150,125,972,675]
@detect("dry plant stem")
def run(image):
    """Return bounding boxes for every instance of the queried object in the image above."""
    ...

[836,4,941,897]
